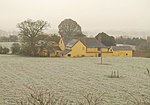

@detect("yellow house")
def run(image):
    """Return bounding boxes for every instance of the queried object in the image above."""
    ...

[80,38,106,57]
[61,39,86,57]
[111,46,133,57]
[101,46,133,57]
[59,37,133,57]
[60,37,106,57]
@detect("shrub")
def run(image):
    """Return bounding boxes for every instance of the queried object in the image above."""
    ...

[15,85,105,105]
[1,47,9,54]
[0,46,2,53]
[11,43,21,54]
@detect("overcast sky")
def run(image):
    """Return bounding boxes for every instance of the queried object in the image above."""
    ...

[0,0,150,32]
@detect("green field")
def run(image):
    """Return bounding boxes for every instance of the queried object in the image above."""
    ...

[0,55,150,105]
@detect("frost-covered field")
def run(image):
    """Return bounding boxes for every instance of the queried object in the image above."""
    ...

[0,55,150,105]
[0,42,14,49]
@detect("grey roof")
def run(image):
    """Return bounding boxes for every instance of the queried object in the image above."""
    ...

[80,38,106,48]
[62,37,74,45]
[62,37,106,48]
[66,39,78,48]
[60,49,71,55]
[112,46,133,51]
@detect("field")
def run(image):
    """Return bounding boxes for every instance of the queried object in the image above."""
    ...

[0,55,150,105]
[0,42,14,49]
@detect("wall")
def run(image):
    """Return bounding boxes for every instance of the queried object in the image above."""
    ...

[59,38,65,51]
[102,52,113,57]
[65,41,86,57]
[86,48,98,52]
[113,50,132,57]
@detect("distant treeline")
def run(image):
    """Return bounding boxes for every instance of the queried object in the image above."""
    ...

[0,35,18,42]
[116,36,150,51]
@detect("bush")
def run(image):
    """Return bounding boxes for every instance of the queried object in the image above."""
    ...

[2,47,9,54]
[0,46,10,54]
[11,43,21,54]
[15,85,105,105]
[0,46,2,53]
[0,47,9,54]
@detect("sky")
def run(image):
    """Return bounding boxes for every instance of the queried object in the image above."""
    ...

[0,0,150,32]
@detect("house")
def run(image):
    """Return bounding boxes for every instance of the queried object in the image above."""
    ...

[59,37,133,57]
[111,46,133,57]
[80,38,106,57]
[101,46,133,57]
[59,37,106,57]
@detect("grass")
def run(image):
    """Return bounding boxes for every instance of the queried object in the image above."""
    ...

[0,55,150,105]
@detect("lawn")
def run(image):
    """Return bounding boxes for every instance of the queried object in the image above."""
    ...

[0,55,150,105]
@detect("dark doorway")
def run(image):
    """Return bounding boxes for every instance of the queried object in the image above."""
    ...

[68,54,71,57]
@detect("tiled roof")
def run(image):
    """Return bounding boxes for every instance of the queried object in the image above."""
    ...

[66,39,78,48]
[62,37,74,45]
[60,49,71,55]
[62,37,106,48]
[80,38,106,48]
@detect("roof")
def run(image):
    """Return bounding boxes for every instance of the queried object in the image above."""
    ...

[111,46,133,51]
[66,39,78,48]
[80,38,106,48]
[62,37,74,45]
[60,49,71,55]
[62,37,106,48]
[49,46,61,52]
[116,44,136,51]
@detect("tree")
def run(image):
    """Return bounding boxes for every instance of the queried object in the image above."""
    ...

[17,19,49,56]
[2,47,9,54]
[11,43,21,54]
[49,34,60,43]
[9,35,18,42]
[0,35,18,42]
[95,32,116,46]
[74,32,86,38]
[58,19,83,37]
[0,36,9,42]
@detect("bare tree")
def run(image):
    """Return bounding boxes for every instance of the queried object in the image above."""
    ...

[17,19,49,56]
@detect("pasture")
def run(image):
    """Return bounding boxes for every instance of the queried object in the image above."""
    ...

[0,55,150,105]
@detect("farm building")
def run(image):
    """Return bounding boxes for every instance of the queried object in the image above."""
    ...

[102,46,133,57]
[37,41,61,57]
[59,37,108,57]
[59,37,133,57]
